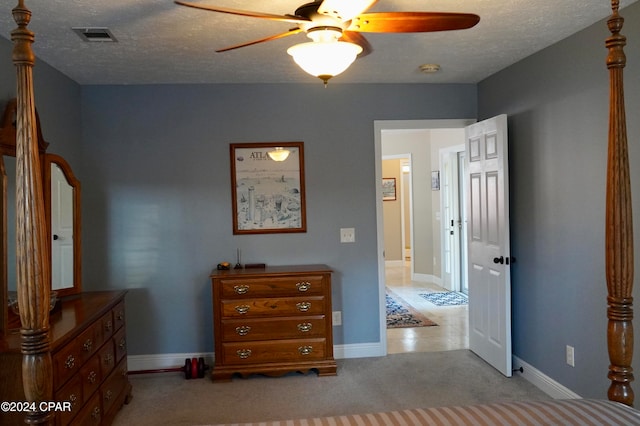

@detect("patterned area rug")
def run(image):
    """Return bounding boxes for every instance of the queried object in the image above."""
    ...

[419,291,468,306]
[386,289,437,328]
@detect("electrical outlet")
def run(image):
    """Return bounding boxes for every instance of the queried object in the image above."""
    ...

[566,345,575,367]
[340,228,355,243]
[332,311,342,326]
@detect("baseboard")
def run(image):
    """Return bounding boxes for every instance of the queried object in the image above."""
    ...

[333,342,386,359]
[512,355,582,399]
[127,352,215,372]
[127,343,385,372]
[412,272,441,286]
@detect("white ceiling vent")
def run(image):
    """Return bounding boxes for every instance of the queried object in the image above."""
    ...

[72,27,117,42]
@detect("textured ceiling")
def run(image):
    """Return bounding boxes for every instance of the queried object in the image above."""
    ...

[0,0,636,85]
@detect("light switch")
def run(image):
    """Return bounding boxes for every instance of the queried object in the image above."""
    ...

[340,228,355,243]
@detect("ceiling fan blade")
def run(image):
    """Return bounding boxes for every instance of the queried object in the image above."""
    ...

[347,12,480,33]
[318,0,378,22]
[341,31,372,57]
[216,28,303,52]
[175,1,310,24]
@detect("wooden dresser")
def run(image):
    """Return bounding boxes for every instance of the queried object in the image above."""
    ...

[210,264,337,381]
[0,291,132,425]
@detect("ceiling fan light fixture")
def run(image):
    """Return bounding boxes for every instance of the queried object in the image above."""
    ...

[267,147,291,162]
[287,28,362,86]
[317,0,377,21]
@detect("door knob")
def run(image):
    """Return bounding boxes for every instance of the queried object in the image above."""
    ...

[53,234,59,240]
[493,256,504,264]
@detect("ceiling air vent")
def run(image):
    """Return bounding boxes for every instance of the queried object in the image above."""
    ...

[72,27,117,42]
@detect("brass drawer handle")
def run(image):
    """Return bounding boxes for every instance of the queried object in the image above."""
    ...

[235,305,250,314]
[83,339,93,352]
[88,371,98,384]
[298,345,313,356]
[104,353,114,365]
[297,323,312,333]
[116,310,124,321]
[296,302,311,312]
[296,281,311,292]
[91,406,100,420]
[69,394,77,407]
[234,285,250,295]
[235,325,251,336]
[105,389,113,401]
[65,354,76,369]
[119,338,126,350]
[236,349,252,359]
[104,320,113,332]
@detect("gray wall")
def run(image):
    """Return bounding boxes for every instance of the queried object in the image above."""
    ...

[478,2,640,399]
[79,84,477,354]
[0,37,82,165]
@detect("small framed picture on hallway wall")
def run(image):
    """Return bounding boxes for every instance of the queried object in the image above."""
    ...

[382,178,396,201]
[431,171,440,191]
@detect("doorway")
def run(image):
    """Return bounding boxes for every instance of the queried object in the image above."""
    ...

[439,144,468,295]
[375,119,475,354]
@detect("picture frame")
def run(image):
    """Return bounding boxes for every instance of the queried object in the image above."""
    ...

[382,178,397,201]
[431,171,440,191]
[230,142,307,234]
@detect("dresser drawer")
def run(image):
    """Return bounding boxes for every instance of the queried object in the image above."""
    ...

[221,316,326,341]
[98,340,116,378]
[76,321,101,364]
[53,343,81,390]
[101,359,128,415]
[219,275,326,298]
[113,328,127,363]
[112,301,126,332]
[73,392,102,426]
[221,339,327,364]
[80,355,102,401]
[221,296,325,318]
[54,374,83,425]
[99,311,114,343]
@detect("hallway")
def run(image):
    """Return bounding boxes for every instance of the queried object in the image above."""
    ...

[385,261,469,354]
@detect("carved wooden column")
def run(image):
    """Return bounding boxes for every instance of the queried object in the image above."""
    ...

[605,0,635,407]
[12,1,54,423]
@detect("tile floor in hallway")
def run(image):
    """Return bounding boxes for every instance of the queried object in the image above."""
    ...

[386,261,469,354]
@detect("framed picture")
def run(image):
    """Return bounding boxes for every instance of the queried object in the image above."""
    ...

[230,142,306,234]
[382,178,396,201]
[431,171,440,191]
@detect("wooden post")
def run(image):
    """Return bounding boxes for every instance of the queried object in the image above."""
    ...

[605,0,635,407]
[12,1,54,423]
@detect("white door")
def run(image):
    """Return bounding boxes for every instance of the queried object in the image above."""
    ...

[441,154,454,290]
[465,114,511,377]
[51,163,74,290]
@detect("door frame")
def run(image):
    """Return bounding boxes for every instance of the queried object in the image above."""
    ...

[374,119,475,353]
[382,153,413,272]
[439,144,467,292]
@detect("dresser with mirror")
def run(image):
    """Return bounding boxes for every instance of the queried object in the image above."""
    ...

[0,99,132,425]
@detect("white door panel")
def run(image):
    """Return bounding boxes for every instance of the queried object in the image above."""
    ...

[51,164,74,290]
[466,114,512,377]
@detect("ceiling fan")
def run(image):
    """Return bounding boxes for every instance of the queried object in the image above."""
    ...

[175,0,480,84]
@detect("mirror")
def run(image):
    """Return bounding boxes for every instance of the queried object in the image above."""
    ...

[0,99,81,333]
[43,153,81,296]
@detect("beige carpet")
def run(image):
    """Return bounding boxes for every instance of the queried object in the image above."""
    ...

[113,350,550,426]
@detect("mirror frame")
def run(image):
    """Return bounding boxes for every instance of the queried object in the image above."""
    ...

[43,153,82,297]
[0,99,81,334]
